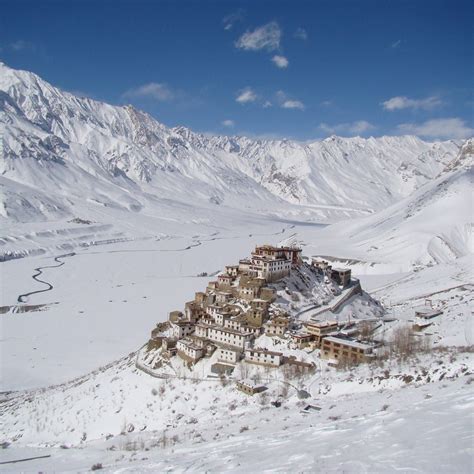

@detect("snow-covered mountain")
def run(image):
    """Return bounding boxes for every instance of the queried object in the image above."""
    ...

[0,62,464,225]
[299,139,473,270]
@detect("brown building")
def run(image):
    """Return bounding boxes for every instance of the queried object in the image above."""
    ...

[259,287,276,302]
[311,258,332,273]
[206,281,218,292]
[161,337,178,357]
[168,310,184,323]
[238,277,265,301]
[264,316,290,337]
[238,259,251,274]
[184,300,202,322]
[194,292,206,306]
[304,320,339,346]
[236,380,267,396]
[289,332,314,348]
[225,265,239,277]
[321,336,374,364]
[245,298,270,327]
[215,291,233,304]
[217,274,233,288]
[330,268,352,287]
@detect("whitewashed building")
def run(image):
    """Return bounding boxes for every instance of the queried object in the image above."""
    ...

[249,245,298,282]
[245,348,283,367]
[176,339,204,363]
[215,311,232,326]
[207,326,253,349]
[170,321,195,339]
[217,346,241,364]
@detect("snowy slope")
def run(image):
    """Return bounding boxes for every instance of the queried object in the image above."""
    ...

[0,62,463,227]
[297,140,473,270]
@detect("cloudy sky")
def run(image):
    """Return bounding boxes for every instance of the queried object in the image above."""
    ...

[1,0,472,140]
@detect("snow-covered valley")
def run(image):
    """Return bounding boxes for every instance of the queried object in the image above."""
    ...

[0,62,473,472]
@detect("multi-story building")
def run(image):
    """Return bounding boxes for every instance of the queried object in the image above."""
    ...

[248,245,301,282]
[217,346,242,364]
[184,300,202,322]
[238,277,265,301]
[245,348,283,367]
[215,311,232,327]
[224,316,245,332]
[207,326,253,349]
[224,265,239,278]
[217,274,233,288]
[177,339,204,364]
[330,268,352,287]
[215,291,233,304]
[311,258,332,274]
[289,332,313,348]
[195,321,212,339]
[238,259,251,274]
[304,320,339,346]
[320,336,374,364]
[264,316,290,337]
[194,291,206,307]
[170,320,195,339]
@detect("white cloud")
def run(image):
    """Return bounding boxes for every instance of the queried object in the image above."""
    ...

[319,120,376,135]
[235,22,281,51]
[271,55,289,68]
[222,119,235,128]
[123,82,174,101]
[397,118,474,140]
[281,99,305,110]
[276,90,305,110]
[223,9,245,30]
[236,87,258,104]
[294,27,308,40]
[263,101,273,108]
[382,95,443,111]
[391,39,402,49]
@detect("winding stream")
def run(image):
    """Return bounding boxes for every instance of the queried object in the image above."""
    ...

[17,253,75,303]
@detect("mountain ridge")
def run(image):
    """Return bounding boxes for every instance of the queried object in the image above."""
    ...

[0,62,467,225]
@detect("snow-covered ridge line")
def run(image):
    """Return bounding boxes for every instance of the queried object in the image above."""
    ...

[0,62,467,225]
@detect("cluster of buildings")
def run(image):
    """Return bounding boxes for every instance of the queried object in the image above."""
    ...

[150,244,312,374]
[148,244,377,378]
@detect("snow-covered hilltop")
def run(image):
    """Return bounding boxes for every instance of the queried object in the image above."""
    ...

[140,244,384,382]
[0,62,464,225]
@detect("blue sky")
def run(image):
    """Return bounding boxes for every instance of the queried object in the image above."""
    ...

[1,0,472,140]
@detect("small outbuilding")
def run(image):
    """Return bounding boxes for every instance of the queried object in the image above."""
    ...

[236,380,267,396]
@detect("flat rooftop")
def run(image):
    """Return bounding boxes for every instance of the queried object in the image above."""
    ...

[323,336,373,351]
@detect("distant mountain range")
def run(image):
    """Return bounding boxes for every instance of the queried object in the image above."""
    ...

[1,62,468,225]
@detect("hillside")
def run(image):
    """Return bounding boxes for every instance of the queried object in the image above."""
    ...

[298,140,473,270]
